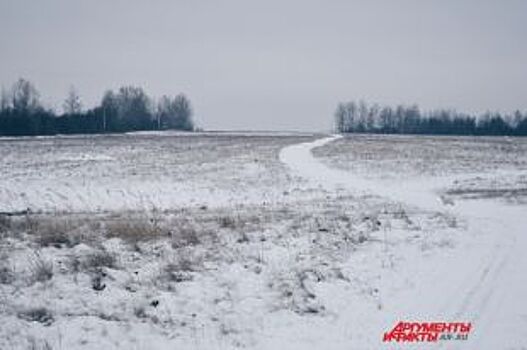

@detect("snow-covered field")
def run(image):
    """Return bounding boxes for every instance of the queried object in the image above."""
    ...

[0,132,526,349]
[0,132,320,213]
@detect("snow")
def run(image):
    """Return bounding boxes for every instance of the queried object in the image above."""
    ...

[1,132,526,349]
[0,133,317,213]
[302,135,527,349]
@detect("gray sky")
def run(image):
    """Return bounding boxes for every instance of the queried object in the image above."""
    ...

[1,0,526,131]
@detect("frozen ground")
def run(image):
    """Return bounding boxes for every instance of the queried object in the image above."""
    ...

[0,132,319,213]
[0,132,526,349]
[303,135,527,349]
[313,134,527,205]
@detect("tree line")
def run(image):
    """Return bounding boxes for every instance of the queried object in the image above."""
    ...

[0,78,194,136]
[335,100,527,136]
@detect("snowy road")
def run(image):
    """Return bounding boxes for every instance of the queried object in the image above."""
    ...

[279,135,527,349]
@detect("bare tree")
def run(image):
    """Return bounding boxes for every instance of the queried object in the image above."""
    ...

[171,94,194,130]
[512,110,523,128]
[334,103,346,132]
[63,86,82,115]
[115,86,152,130]
[155,94,194,131]
[367,103,379,130]
[345,101,357,131]
[100,90,119,131]
[403,104,420,133]
[357,100,369,131]
[0,87,9,111]
[156,95,171,129]
[11,78,40,114]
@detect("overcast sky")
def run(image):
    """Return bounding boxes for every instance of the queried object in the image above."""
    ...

[1,0,526,131]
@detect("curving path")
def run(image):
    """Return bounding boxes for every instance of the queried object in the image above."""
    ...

[279,135,527,349]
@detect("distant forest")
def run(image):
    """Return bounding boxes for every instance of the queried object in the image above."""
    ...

[335,100,527,136]
[0,78,194,136]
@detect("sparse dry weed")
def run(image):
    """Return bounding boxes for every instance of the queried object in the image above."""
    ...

[29,253,53,284]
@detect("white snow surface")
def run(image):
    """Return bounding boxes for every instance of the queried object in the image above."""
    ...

[0,132,526,349]
[281,135,527,350]
[0,132,318,213]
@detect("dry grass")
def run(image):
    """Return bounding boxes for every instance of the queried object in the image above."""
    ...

[218,215,237,229]
[18,307,54,326]
[156,250,200,290]
[0,265,14,284]
[217,213,262,231]
[270,268,327,315]
[35,219,81,248]
[2,212,166,248]
[170,225,201,249]
[105,216,165,245]
[21,214,41,235]
[35,217,89,248]
[29,253,53,284]
[83,250,117,271]
[28,338,54,350]
[2,214,93,248]
[0,215,12,233]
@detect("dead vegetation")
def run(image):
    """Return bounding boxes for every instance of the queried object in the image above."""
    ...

[0,264,14,284]
[29,253,53,284]
[0,199,443,346]
[156,250,201,289]
[83,250,117,271]
[1,214,91,248]
[446,187,527,201]
[270,267,328,315]
[0,214,12,233]
[17,307,54,326]
[105,217,164,245]
[170,224,201,249]
[28,338,54,350]
[1,207,270,255]
[218,215,237,229]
